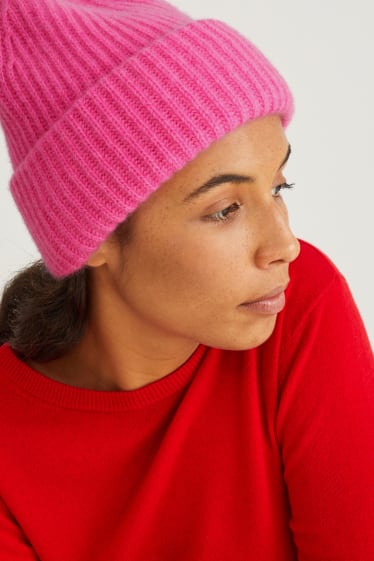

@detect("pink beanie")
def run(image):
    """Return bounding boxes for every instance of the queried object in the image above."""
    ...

[0,0,294,278]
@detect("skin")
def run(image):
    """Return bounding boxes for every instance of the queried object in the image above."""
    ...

[28,114,300,391]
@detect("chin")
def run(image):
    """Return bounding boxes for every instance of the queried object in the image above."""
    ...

[201,314,278,352]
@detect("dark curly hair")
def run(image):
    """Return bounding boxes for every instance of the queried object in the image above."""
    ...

[0,217,132,363]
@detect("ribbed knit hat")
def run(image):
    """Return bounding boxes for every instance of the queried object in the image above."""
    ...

[0,0,294,278]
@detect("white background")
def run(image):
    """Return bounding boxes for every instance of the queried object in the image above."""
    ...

[1,0,373,345]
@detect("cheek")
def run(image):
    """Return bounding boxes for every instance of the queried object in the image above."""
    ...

[122,229,248,312]
[113,224,278,349]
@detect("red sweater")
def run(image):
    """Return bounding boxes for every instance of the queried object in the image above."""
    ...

[0,240,373,561]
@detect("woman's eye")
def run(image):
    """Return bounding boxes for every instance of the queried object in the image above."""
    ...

[206,202,242,223]
[272,182,295,197]
[204,183,295,223]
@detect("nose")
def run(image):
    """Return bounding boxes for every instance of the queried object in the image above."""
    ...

[253,202,300,269]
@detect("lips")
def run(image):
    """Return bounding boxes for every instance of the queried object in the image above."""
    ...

[239,284,287,315]
[241,283,289,305]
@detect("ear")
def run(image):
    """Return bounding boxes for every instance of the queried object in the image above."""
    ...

[86,235,115,268]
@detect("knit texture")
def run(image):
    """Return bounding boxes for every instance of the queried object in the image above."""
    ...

[0,0,294,278]
[1,241,374,560]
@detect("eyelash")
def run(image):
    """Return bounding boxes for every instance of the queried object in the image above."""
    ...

[206,182,295,223]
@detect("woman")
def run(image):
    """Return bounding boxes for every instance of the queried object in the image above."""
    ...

[0,1,373,560]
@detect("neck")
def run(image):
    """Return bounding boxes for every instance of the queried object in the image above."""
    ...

[64,320,199,391]
[26,284,199,392]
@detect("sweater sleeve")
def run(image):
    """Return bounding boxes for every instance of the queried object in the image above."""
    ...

[276,269,374,561]
[0,497,40,560]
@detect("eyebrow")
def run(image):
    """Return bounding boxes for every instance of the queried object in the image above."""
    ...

[182,143,292,204]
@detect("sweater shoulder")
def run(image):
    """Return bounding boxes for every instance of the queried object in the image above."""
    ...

[287,238,344,309]
[276,239,348,343]
[291,238,342,287]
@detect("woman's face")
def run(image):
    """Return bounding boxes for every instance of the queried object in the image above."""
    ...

[92,114,300,351]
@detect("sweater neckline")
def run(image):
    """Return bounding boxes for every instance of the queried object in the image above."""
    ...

[0,343,208,411]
